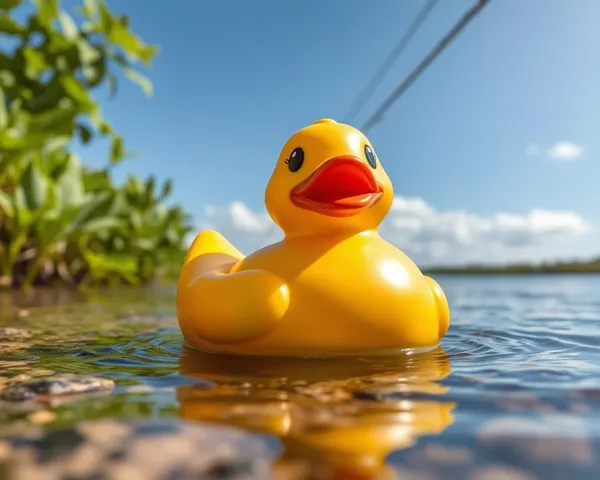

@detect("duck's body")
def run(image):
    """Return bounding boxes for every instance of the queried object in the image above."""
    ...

[177,119,450,357]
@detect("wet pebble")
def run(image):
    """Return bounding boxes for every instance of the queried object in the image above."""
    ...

[0,342,32,356]
[494,394,556,414]
[2,419,274,480]
[0,374,114,402]
[76,419,132,447]
[469,465,537,480]
[422,444,472,465]
[392,467,441,480]
[0,328,33,338]
[27,410,57,426]
[477,416,594,465]
[0,440,13,461]
[0,385,35,402]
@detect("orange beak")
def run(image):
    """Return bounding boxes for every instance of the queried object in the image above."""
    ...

[290,156,383,217]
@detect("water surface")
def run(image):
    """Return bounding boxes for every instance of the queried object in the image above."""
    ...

[1,275,599,479]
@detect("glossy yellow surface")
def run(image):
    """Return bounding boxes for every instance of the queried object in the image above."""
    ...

[177,118,450,356]
[177,346,455,478]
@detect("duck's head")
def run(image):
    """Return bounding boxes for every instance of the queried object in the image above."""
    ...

[265,118,394,238]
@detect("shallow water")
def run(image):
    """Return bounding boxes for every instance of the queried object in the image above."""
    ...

[1,275,600,479]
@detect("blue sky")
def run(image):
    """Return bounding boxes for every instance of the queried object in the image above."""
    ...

[68,0,599,264]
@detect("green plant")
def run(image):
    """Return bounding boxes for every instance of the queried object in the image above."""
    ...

[0,0,193,288]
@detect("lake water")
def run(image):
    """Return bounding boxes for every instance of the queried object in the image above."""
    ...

[1,274,600,479]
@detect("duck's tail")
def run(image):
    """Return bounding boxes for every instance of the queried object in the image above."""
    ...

[424,276,450,338]
[184,230,244,265]
[179,230,245,283]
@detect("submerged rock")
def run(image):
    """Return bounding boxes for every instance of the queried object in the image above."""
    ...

[1,419,273,480]
[0,374,115,402]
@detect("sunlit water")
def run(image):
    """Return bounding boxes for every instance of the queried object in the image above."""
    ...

[1,274,600,479]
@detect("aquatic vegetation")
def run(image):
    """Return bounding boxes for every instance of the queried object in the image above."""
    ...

[0,0,193,288]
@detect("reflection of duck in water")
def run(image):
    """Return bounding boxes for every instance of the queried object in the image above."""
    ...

[177,347,455,478]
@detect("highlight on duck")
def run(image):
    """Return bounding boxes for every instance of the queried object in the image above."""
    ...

[177,118,450,357]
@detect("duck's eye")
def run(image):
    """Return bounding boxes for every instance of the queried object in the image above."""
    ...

[364,145,377,169]
[286,147,304,172]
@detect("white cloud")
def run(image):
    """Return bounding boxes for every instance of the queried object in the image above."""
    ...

[525,143,541,157]
[545,141,583,161]
[195,201,280,251]
[193,197,588,266]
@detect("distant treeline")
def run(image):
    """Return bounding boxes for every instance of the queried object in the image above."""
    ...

[423,257,600,275]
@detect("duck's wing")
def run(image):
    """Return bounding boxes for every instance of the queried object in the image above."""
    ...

[177,230,289,345]
[178,269,289,345]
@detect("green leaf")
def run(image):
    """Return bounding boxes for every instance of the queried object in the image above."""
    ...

[113,236,125,251]
[0,12,22,34]
[1,129,25,150]
[85,251,139,284]
[80,47,105,87]
[58,11,78,41]
[153,203,168,222]
[129,210,142,230]
[0,88,7,130]
[76,123,92,144]
[12,186,35,232]
[34,0,58,28]
[79,216,121,233]
[117,14,129,28]
[0,190,14,217]
[13,185,27,210]
[0,0,22,11]
[76,38,101,65]
[23,47,47,79]
[133,237,157,251]
[47,38,71,58]
[68,190,118,233]
[165,226,180,245]
[82,64,102,86]
[45,150,70,178]
[0,70,15,87]
[60,76,93,106]
[36,208,70,248]
[144,175,155,196]
[122,66,153,96]
[159,179,172,200]
[138,45,158,65]
[20,157,48,210]
[124,175,144,207]
[81,0,97,18]
[110,135,123,164]
[94,119,112,136]
[97,1,113,33]
[55,153,85,208]
[108,21,139,56]
[42,136,70,155]
[82,168,110,191]
[29,106,77,135]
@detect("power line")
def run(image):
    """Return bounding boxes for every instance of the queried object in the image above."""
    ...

[360,0,491,134]
[345,0,439,124]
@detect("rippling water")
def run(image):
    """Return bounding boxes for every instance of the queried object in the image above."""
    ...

[1,274,600,479]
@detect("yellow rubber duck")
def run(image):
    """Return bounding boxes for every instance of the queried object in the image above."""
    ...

[177,118,450,356]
